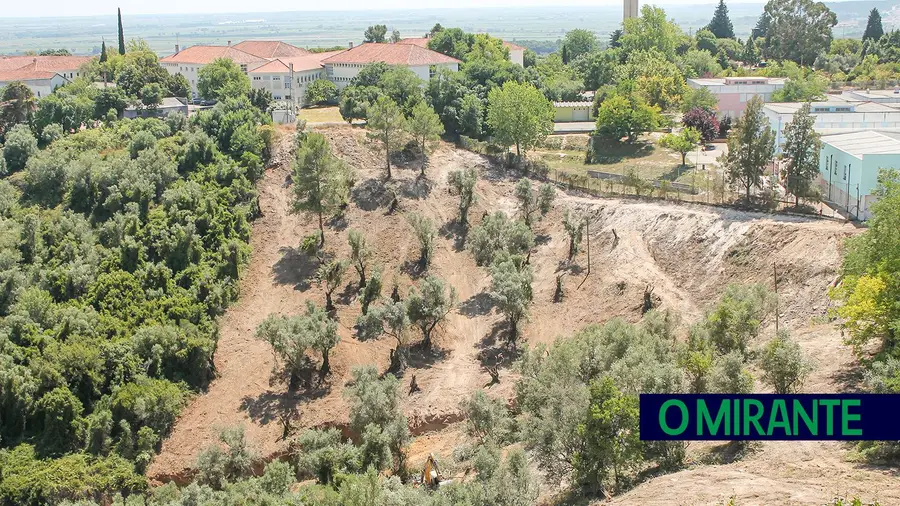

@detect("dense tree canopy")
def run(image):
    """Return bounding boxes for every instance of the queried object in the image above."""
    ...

[761,0,837,64]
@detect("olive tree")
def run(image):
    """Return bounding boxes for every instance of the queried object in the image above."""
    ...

[317,259,348,312]
[348,230,373,288]
[489,254,533,344]
[406,275,456,350]
[468,211,535,266]
[514,179,555,228]
[407,212,436,269]
[562,209,587,261]
[448,167,478,226]
[760,331,812,394]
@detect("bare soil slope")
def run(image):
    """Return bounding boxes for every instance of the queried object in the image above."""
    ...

[149,125,891,504]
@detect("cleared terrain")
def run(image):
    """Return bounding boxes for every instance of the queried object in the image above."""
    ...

[147,125,896,505]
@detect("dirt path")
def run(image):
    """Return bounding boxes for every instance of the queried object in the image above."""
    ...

[150,126,873,501]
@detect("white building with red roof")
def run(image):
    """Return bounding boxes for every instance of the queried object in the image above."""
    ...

[322,42,460,89]
[398,35,525,66]
[159,44,270,96]
[0,55,94,97]
[248,51,344,106]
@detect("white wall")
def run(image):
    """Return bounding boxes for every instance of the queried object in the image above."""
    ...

[766,108,900,147]
[325,62,458,90]
[251,68,327,109]
[162,60,267,98]
[508,49,524,67]
[0,74,68,98]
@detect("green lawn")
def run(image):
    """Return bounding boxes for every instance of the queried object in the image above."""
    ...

[298,106,344,124]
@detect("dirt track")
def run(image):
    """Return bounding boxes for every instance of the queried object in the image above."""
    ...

[149,125,896,505]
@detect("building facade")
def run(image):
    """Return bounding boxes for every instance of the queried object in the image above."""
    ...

[764,101,900,148]
[816,130,900,220]
[553,101,594,122]
[687,77,786,119]
[322,43,460,90]
[0,55,93,97]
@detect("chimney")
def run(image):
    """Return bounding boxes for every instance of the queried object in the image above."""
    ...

[175,44,180,53]
[349,41,354,49]
[227,40,232,47]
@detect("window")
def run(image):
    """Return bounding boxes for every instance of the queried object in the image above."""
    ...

[284,82,290,89]
[253,76,261,81]
[843,165,847,181]
[240,64,248,72]
[273,76,280,81]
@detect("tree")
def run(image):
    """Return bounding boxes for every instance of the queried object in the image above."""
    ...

[719,96,775,202]
[705,283,775,356]
[489,254,533,344]
[681,87,717,114]
[762,0,837,64]
[318,259,348,312]
[760,331,812,394]
[460,391,512,443]
[248,88,273,112]
[197,58,251,101]
[364,25,388,43]
[620,5,683,61]
[37,386,84,455]
[406,275,456,350]
[196,426,257,489]
[390,30,401,43]
[139,83,163,108]
[406,101,444,176]
[448,167,478,226]
[256,301,340,384]
[563,29,597,61]
[562,209,587,261]
[682,107,720,144]
[576,377,642,494]
[407,212,436,269]
[100,40,108,63]
[3,124,38,173]
[305,79,339,106]
[863,8,884,42]
[349,230,373,288]
[707,0,735,39]
[660,127,701,167]
[561,45,569,65]
[344,366,409,472]
[359,268,383,316]
[707,351,754,393]
[117,8,126,55]
[291,133,350,246]
[468,211,535,266]
[486,81,554,160]
[357,298,410,367]
[514,179,555,228]
[0,82,36,136]
[366,95,406,179]
[781,102,821,206]
[831,169,900,353]
[595,93,661,143]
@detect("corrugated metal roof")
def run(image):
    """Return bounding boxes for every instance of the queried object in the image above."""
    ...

[821,130,900,158]
[553,101,593,107]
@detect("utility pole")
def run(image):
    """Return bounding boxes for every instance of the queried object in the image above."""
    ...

[586,218,591,276]
[773,262,779,334]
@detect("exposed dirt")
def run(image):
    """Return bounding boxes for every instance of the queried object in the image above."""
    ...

[149,125,896,505]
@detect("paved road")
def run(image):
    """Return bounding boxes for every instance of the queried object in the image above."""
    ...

[553,121,595,134]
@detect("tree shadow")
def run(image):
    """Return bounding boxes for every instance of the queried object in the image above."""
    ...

[350,178,388,211]
[406,344,449,370]
[272,246,320,291]
[336,281,358,306]
[477,319,511,350]
[326,212,349,232]
[830,359,866,392]
[439,219,468,252]
[556,260,584,275]
[535,233,552,246]
[399,175,433,200]
[400,259,427,279]
[239,369,330,426]
[459,291,494,317]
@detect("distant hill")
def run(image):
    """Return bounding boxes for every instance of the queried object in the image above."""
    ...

[0,0,897,56]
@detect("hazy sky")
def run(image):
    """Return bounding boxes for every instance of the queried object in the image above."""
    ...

[4,0,749,18]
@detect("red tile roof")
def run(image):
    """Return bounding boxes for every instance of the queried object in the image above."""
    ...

[232,40,311,58]
[0,55,93,73]
[249,51,346,74]
[322,43,460,66]
[0,69,60,81]
[397,37,430,48]
[503,41,525,51]
[159,46,268,65]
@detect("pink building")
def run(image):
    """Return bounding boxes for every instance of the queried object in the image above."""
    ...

[687,77,787,119]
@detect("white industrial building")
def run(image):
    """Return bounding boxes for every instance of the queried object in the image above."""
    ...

[687,77,787,119]
[763,100,900,148]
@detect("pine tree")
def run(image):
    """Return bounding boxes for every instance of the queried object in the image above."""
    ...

[742,36,760,66]
[100,40,108,63]
[863,8,884,42]
[117,8,126,55]
[561,44,569,65]
[707,0,735,39]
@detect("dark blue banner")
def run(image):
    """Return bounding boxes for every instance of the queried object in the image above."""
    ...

[639,394,900,441]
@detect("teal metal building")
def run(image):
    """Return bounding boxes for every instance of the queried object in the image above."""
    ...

[818,131,900,220]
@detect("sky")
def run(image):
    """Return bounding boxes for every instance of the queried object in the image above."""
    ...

[3,0,756,18]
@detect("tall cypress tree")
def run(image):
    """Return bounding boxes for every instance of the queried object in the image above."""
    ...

[707,0,735,39]
[863,8,884,42]
[117,8,126,55]
[100,40,108,62]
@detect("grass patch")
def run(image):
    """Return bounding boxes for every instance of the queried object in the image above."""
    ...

[533,136,687,182]
[298,106,344,123]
